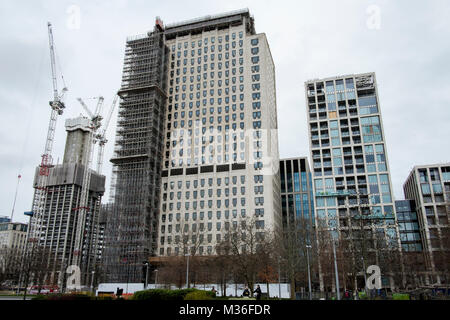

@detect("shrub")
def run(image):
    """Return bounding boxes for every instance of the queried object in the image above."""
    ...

[31,293,93,301]
[96,295,114,300]
[358,292,368,300]
[393,293,410,300]
[132,288,200,301]
[184,290,216,300]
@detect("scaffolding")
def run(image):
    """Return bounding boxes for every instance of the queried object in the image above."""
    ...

[102,9,257,282]
[102,24,168,283]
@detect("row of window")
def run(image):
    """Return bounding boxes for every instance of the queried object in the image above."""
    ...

[162,196,269,211]
[171,31,245,51]
[161,208,266,223]
[164,176,245,190]
[164,189,247,201]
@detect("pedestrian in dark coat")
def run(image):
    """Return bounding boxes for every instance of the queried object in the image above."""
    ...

[253,285,262,300]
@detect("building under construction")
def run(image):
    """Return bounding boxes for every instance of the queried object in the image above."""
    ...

[103,21,168,282]
[30,117,105,288]
[104,9,282,282]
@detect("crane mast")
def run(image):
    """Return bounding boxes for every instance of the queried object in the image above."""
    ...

[30,22,67,242]
[96,95,118,174]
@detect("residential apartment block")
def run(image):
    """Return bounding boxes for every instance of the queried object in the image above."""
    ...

[403,163,450,284]
[305,73,402,290]
[305,73,398,237]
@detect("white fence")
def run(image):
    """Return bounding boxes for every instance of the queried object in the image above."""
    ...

[96,282,291,298]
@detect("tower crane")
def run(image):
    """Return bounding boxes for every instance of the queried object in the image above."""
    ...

[71,96,104,270]
[30,22,68,241]
[95,95,118,174]
[19,22,67,294]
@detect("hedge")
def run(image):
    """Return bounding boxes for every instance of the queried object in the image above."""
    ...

[32,293,94,301]
[132,288,201,301]
[184,290,216,300]
[393,293,410,300]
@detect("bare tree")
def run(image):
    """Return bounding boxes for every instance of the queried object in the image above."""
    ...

[0,247,22,286]
[315,218,336,294]
[216,215,272,297]
[274,217,315,299]
[157,216,206,288]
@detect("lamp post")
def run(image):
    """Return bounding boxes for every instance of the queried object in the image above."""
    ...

[143,261,149,289]
[332,240,340,300]
[145,263,149,289]
[154,269,158,287]
[278,256,281,299]
[362,256,368,296]
[186,254,190,288]
[90,270,95,294]
[306,245,312,300]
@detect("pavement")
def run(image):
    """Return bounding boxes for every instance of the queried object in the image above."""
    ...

[0,295,32,300]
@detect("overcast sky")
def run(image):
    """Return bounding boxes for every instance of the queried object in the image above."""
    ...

[1,0,449,224]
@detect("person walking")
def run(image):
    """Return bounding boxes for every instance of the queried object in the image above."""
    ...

[253,285,262,300]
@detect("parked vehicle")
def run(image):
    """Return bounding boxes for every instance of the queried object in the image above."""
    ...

[27,285,59,294]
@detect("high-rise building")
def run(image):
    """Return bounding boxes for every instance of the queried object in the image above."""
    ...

[279,157,315,229]
[403,163,450,284]
[0,216,11,224]
[0,222,28,281]
[395,200,422,252]
[29,116,105,287]
[103,19,168,282]
[0,222,28,251]
[305,72,400,289]
[105,9,280,281]
[63,116,91,165]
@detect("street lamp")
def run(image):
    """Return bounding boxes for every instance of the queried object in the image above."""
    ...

[90,271,95,294]
[277,256,281,299]
[306,245,312,300]
[361,256,368,297]
[143,261,149,289]
[185,253,190,289]
[332,240,340,300]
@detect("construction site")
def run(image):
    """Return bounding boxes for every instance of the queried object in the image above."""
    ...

[103,20,168,283]
[18,22,118,289]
